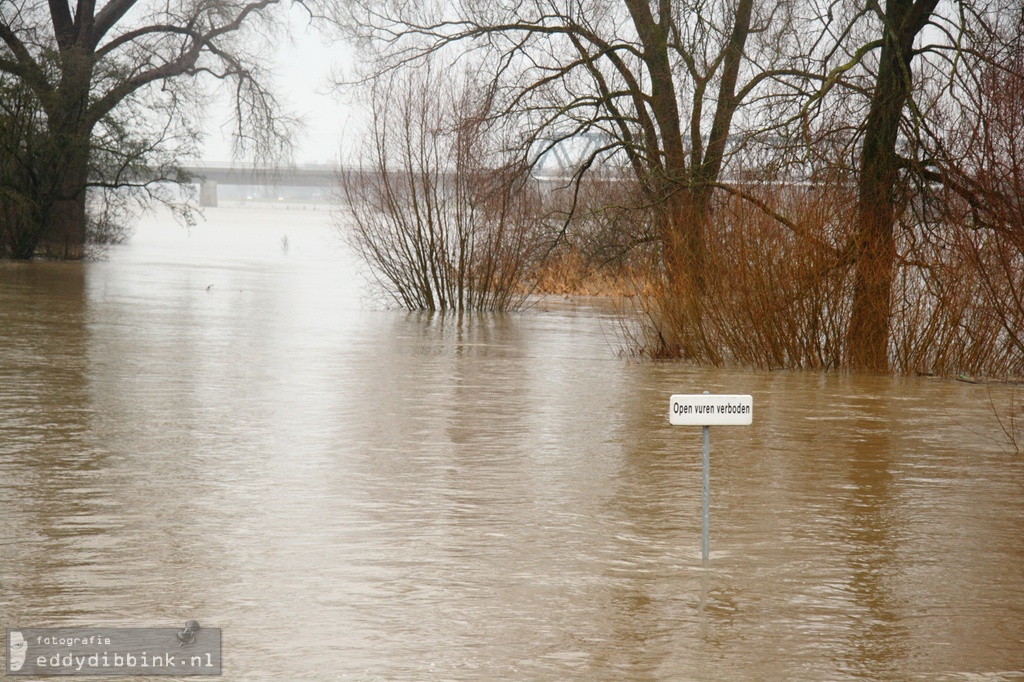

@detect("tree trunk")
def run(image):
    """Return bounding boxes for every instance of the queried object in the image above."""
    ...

[631,0,751,300]
[847,0,938,371]
[39,45,95,260]
[40,130,90,259]
[659,186,705,281]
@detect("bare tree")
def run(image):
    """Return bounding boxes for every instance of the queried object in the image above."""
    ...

[340,0,1023,377]
[800,0,1023,372]
[842,0,939,371]
[926,12,1024,376]
[0,0,309,259]
[339,0,819,302]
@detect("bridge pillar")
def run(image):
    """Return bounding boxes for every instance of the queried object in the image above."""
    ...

[199,180,218,207]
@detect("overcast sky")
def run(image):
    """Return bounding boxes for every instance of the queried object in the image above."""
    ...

[201,7,359,166]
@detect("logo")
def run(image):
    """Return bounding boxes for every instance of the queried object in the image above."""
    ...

[6,624,221,676]
[8,631,27,671]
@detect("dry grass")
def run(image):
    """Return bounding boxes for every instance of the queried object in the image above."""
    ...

[527,249,648,297]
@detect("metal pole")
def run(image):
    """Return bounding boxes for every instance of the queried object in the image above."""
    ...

[702,424,710,564]
[701,389,711,564]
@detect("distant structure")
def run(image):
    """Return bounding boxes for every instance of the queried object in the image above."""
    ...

[183,163,339,206]
[532,131,615,179]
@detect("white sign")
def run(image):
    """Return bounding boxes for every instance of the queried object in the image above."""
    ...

[669,394,753,426]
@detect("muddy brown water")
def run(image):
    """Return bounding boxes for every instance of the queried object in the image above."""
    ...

[1,207,1022,680]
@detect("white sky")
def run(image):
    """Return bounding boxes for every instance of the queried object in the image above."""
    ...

[200,6,361,166]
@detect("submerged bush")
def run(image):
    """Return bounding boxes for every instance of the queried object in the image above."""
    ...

[339,63,542,312]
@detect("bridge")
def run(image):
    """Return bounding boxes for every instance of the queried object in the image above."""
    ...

[183,161,612,207]
[183,163,342,206]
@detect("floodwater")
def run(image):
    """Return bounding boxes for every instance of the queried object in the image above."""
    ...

[1,206,1022,681]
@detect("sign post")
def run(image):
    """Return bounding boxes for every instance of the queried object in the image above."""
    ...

[669,391,753,564]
